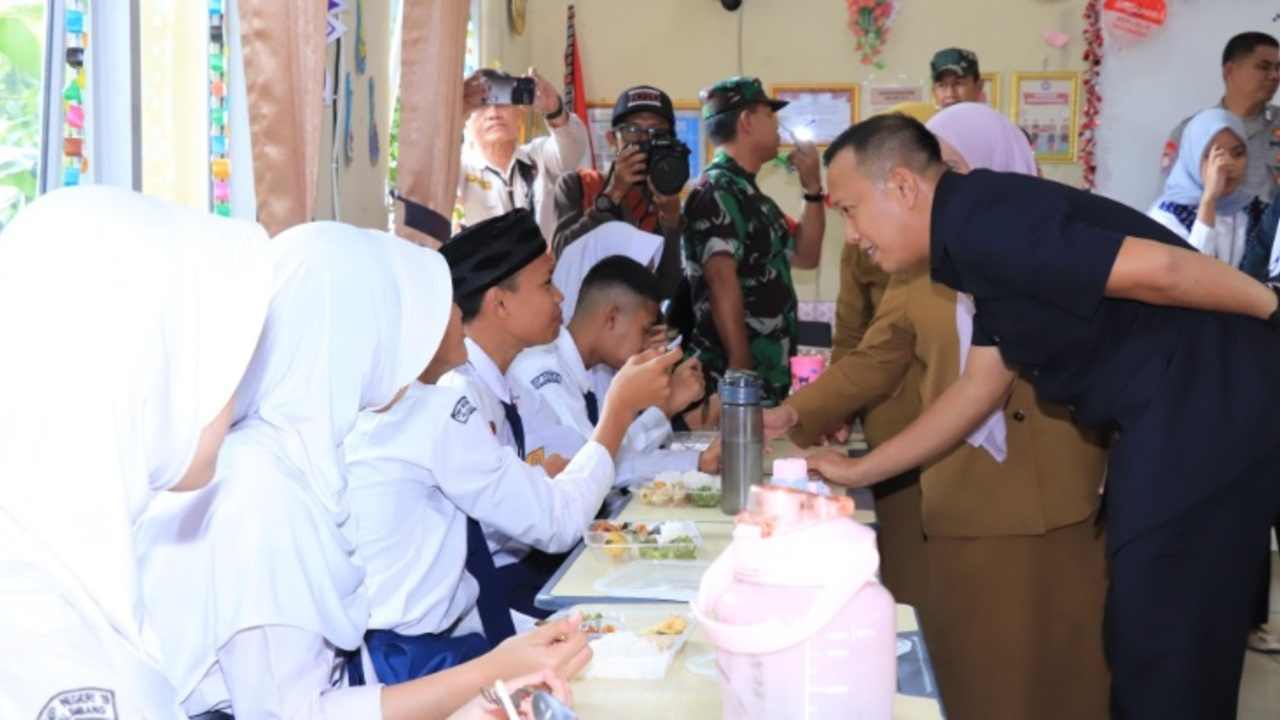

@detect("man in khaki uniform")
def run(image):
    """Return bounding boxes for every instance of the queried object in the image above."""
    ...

[831,244,928,612]
[773,270,1110,720]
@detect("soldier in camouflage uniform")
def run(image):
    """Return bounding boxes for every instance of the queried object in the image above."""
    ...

[681,77,826,404]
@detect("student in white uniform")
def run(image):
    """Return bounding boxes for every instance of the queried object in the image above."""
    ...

[1149,108,1253,267]
[435,209,670,625]
[0,186,272,719]
[137,222,586,720]
[511,256,720,486]
[344,268,679,683]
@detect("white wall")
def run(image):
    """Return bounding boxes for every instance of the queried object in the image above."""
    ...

[1094,0,1278,209]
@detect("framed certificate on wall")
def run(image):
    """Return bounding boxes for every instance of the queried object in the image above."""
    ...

[769,84,860,147]
[981,72,1001,110]
[1011,72,1080,164]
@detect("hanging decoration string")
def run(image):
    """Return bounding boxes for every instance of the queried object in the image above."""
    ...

[210,0,231,216]
[62,0,89,187]
[1080,0,1104,190]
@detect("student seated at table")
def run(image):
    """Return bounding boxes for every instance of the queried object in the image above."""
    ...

[344,254,677,683]
[418,209,679,622]
[510,256,719,486]
[137,221,586,720]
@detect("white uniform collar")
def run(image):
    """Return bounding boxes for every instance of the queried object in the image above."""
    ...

[465,336,513,404]
[463,142,535,179]
[555,327,593,395]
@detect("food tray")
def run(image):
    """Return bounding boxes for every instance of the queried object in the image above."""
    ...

[559,607,695,680]
[636,471,722,508]
[667,431,718,452]
[583,520,702,563]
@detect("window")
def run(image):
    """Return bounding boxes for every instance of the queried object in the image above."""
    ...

[0,0,45,227]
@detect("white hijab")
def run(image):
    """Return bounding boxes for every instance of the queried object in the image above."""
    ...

[0,186,271,715]
[554,221,663,323]
[138,222,453,700]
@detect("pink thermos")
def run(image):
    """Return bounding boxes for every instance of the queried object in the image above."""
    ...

[692,478,896,719]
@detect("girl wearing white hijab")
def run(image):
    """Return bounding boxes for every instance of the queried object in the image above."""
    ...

[0,186,272,719]
[1148,108,1253,267]
[138,222,581,719]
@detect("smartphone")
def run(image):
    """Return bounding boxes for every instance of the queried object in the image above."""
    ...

[484,73,536,106]
[665,334,683,352]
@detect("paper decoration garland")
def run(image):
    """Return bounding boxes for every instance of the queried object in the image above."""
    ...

[367,76,380,165]
[1080,0,1103,189]
[845,0,897,69]
[209,0,231,215]
[355,0,367,75]
[342,72,354,167]
[326,0,349,44]
[62,1,89,187]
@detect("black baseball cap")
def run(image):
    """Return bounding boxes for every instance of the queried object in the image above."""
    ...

[612,85,676,128]
[700,76,789,120]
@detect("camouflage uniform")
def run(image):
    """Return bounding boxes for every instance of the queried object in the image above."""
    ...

[682,149,798,404]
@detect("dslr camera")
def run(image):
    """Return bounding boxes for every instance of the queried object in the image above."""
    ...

[633,128,692,196]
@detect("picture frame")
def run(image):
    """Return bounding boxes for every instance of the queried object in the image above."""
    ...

[1010,71,1080,164]
[768,84,860,147]
[980,72,1000,110]
[585,98,706,190]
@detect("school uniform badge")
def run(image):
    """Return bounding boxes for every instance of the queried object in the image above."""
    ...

[450,396,478,424]
[39,688,118,720]
[531,370,563,389]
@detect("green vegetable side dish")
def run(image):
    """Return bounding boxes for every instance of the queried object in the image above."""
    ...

[688,486,722,507]
[637,535,698,561]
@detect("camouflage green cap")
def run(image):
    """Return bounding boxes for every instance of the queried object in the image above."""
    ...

[700,76,789,120]
[930,48,980,80]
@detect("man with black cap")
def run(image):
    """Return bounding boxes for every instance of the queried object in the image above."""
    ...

[437,208,683,627]
[552,85,686,296]
[930,48,982,109]
[682,76,825,404]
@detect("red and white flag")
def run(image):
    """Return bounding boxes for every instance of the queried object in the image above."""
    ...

[563,4,595,169]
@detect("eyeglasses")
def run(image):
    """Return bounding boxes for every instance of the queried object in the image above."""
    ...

[616,124,672,143]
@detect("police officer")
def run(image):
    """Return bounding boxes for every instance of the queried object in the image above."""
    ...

[681,76,825,404]
[796,114,1280,719]
[1160,32,1280,209]
[930,48,983,109]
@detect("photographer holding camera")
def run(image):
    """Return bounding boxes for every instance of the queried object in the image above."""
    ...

[456,68,589,244]
[551,85,689,296]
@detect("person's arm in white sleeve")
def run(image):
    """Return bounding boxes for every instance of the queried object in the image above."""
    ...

[622,407,674,454]
[218,626,382,720]
[529,114,589,177]
[614,448,702,487]
[439,401,611,554]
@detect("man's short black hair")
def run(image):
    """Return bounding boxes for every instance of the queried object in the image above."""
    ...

[1223,32,1279,65]
[576,255,663,315]
[458,275,518,323]
[822,114,944,180]
[707,105,751,146]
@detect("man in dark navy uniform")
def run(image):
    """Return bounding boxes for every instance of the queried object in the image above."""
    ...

[795,114,1280,718]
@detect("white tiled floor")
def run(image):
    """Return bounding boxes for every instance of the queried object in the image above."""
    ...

[1239,552,1280,719]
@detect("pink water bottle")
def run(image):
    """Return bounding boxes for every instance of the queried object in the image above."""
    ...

[691,484,896,719]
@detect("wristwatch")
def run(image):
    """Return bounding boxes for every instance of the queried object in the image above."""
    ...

[593,192,623,218]
[803,188,825,203]
[1267,283,1280,330]
[544,96,565,122]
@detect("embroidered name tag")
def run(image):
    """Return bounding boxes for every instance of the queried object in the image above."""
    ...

[531,370,563,389]
[39,688,118,720]
[450,396,478,424]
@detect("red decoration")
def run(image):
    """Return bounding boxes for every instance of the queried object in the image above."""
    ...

[563,5,595,169]
[1101,0,1167,49]
[845,0,897,70]
[1080,0,1104,189]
